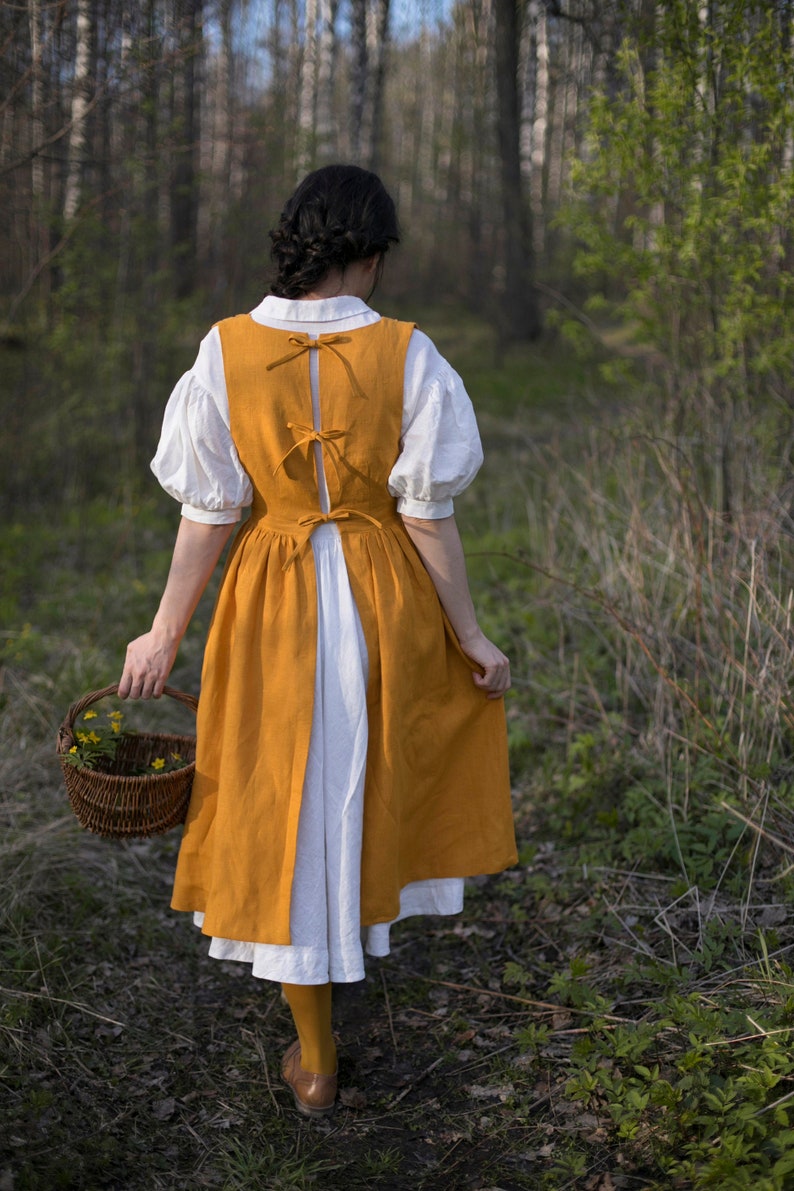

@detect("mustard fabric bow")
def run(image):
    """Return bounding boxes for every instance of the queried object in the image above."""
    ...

[273,422,348,481]
[282,508,383,571]
[266,334,367,400]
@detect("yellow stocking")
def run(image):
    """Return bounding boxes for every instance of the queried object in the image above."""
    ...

[281,982,337,1075]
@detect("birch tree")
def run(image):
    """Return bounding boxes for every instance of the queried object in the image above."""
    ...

[297,0,319,173]
[63,0,92,223]
[521,0,549,256]
[27,0,47,276]
[200,0,233,268]
[0,0,663,341]
[316,0,339,158]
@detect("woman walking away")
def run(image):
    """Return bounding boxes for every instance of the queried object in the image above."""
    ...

[119,164,517,1118]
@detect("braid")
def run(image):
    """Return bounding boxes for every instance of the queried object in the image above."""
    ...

[269,165,400,299]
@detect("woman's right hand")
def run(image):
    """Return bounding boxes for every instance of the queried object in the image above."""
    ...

[118,630,178,700]
[116,517,235,700]
[457,628,511,699]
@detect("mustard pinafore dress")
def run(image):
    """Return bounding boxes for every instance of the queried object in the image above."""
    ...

[171,315,517,953]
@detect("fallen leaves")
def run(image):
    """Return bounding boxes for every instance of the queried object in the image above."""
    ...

[151,1097,176,1121]
[339,1086,368,1109]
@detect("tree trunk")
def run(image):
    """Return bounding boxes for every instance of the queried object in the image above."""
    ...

[349,0,368,160]
[295,0,339,173]
[492,0,541,341]
[203,0,234,285]
[297,0,319,175]
[364,0,390,169]
[316,0,339,161]
[131,0,162,479]
[27,0,48,288]
[171,0,203,300]
[463,0,492,313]
[527,0,549,258]
[781,1,794,276]
[284,0,304,180]
[349,0,390,168]
[63,0,92,222]
[28,0,44,204]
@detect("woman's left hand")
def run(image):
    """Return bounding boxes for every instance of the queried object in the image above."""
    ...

[457,629,511,699]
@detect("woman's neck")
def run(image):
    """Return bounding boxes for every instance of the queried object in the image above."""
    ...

[301,256,380,301]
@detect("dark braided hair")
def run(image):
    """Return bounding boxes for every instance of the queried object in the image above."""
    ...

[269,164,400,299]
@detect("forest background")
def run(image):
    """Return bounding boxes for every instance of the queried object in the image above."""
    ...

[4,1,794,1188]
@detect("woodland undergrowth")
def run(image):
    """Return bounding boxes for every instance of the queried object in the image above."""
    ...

[3,317,794,1188]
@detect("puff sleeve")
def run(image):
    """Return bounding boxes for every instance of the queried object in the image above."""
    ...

[150,346,252,525]
[387,332,484,519]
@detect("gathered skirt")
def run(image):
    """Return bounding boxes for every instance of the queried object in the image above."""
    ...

[192,523,464,984]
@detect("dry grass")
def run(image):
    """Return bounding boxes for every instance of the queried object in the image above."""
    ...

[4,335,794,1188]
[0,724,557,1190]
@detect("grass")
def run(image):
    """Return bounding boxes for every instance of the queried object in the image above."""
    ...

[3,313,794,1188]
[0,766,549,1189]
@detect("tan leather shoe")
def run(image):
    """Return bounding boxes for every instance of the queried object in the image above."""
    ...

[281,1040,337,1118]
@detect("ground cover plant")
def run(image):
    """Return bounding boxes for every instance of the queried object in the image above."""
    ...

[3,289,794,1190]
[4,2,794,1186]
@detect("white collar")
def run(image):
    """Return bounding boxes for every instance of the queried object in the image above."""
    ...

[250,294,376,324]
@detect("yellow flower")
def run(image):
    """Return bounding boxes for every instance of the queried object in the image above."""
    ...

[69,745,78,755]
[83,710,98,720]
[151,757,166,771]
[111,721,121,734]
[76,731,88,744]
[108,711,123,721]
[170,752,182,762]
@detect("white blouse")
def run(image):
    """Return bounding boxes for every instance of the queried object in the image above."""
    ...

[151,295,483,521]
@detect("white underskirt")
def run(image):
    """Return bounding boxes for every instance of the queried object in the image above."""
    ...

[194,524,464,984]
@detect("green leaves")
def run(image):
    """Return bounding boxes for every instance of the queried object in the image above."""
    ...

[563,0,794,413]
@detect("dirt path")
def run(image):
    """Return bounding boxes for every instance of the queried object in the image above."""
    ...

[1,805,555,1191]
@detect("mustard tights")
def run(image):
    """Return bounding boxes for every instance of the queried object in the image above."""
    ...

[281,982,337,1075]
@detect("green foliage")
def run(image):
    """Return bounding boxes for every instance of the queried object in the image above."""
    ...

[559,0,794,538]
[546,956,611,1013]
[2,213,211,516]
[541,729,751,897]
[566,2,794,400]
[5,298,794,1189]
[501,899,794,1190]
[560,980,794,1188]
[60,708,125,770]
[0,496,224,762]
[217,1138,338,1189]
[461,294,794,1185]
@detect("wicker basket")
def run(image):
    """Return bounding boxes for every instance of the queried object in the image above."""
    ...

[57,684,198,839]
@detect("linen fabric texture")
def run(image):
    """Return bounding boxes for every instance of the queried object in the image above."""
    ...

[153,297,517,981]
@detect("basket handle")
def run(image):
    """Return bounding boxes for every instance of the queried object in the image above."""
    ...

[56,684,198,755]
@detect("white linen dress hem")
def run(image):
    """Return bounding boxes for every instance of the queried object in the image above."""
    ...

[192,882,464,984]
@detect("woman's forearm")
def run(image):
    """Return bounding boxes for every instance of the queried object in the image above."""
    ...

[400,513,480,644]
[119,517,236,698]
[400,512,511,697]
[152,518,236,642]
